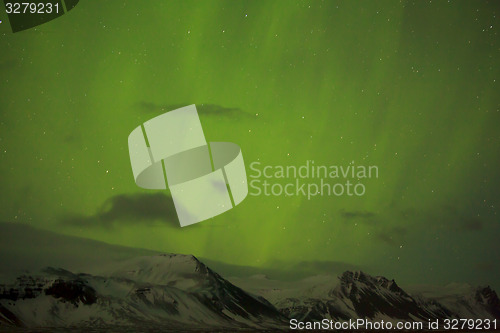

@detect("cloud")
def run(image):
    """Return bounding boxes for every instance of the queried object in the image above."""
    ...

[375,227,407,246]
[338,209,409,245]
[138,102,249,118]
[461,217,483,231]
[474,262,494,272]
[0,59,19,71]
[63,127,84,148]
[394,204,488,233]
[61,193,178,228]
[339,209,376,223]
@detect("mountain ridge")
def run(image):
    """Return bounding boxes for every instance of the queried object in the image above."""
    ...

[1,223,499,330]
[1,259,499,330]
[0,254,288,329]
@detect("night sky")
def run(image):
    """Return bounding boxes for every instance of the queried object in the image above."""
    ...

[0,0,499,289]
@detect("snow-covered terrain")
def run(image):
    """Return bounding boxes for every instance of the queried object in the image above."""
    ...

[1,223,499,331]
[0,254,286,330]
[230,270,500,325]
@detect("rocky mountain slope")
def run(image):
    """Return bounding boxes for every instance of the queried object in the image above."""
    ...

[270,270,500,323]
[0,254,287,330]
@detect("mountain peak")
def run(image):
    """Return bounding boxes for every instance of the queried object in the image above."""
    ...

[154,253,203,266]
[334,270,413,304]
[0,256,286,329]
[339,270,370,282]
[475,286,500,308]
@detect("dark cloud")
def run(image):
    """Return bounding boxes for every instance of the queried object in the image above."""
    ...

[376,233,397,246]
[397,207,418,218]
[61,193,178,228]
[394,205,487,233]
[461,217,483,231]
[138,102,249,118]
[433,205,485,232]
[339,209,376,222]
[63,128,84,147]
[474,262,494,272]
[338,210,410,245]
[375,227,407,246]
[0,59,19,71]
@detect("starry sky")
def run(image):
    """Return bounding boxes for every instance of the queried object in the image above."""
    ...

[0,0,499,289]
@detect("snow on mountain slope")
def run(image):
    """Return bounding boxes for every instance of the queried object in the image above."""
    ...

[407,283,500,320]
[1,223,499,330]
[229,273,338,305]
[0,255,287,330]
[236,270,500,324]
[99,253,212,288]
[1,263,499,330]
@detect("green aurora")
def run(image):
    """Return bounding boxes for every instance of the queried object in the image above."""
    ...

[0,0,499,289]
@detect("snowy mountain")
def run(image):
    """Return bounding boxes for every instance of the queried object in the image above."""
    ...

[0,223,499,331]
[0,254,287,330]
[2,262,499,331]
[237,270,500,325]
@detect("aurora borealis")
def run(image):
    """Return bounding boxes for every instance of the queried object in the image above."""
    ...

[0,0,499,289]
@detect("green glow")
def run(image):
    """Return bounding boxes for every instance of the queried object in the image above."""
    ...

[0,0,499,288]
